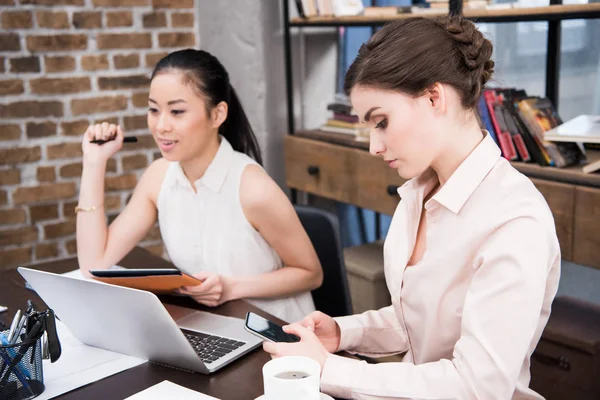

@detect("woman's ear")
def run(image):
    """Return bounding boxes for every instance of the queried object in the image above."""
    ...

[211,101,228,129]
[427,83,446,115]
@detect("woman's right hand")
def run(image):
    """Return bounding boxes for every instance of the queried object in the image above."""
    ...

[294,311,341,353]
[82,122,125,165]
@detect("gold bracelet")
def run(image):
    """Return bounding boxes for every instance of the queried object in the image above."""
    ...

[74,204,102,213]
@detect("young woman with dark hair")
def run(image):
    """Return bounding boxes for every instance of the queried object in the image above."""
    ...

[264,17,560,399]
[75,49,322,323]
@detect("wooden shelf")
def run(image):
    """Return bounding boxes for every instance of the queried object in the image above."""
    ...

[290,3,600,26]
[294,129,600,188]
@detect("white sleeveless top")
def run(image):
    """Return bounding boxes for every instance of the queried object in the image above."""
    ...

[157,137,315,322]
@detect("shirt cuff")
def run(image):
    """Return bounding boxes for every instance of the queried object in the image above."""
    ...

[334,315,365,352]
[320,353,358,399]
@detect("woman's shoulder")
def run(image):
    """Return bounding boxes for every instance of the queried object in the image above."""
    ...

[139,157,173,204]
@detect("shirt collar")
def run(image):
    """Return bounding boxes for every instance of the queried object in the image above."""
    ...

[172,135,234,193]
[398,131,500,214]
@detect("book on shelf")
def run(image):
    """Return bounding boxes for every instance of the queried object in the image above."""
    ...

[544,115,600,144]
[479,88,586,168]
[319,94,369,141]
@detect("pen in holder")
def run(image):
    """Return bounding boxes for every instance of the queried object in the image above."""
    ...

[0,327,44,400]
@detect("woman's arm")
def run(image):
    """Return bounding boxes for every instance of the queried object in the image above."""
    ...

[77,147,167,273]
[229,164,323,299]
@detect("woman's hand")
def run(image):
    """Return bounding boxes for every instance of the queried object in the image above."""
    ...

[262,323,330,371]
[297,311,341,353]
[178,271,234,307]
[82,122,124,165]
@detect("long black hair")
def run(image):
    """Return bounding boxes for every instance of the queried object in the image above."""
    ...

[151,49,262,165]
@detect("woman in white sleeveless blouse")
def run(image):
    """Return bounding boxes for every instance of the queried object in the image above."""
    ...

[75,49,322,323]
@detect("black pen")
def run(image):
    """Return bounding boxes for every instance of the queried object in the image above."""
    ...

[90,136,138,145]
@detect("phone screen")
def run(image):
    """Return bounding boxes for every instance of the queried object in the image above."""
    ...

[245,312,300,343]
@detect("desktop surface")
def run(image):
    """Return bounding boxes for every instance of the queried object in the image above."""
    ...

[0,247,276,400]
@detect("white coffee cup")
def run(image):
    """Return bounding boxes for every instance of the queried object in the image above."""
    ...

[263,356,321,400]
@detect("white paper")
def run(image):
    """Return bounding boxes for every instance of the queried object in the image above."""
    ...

[125,380,221,400]
[35,321,146,400]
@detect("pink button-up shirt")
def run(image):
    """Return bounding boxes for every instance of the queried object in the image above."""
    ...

[321,133,561,399]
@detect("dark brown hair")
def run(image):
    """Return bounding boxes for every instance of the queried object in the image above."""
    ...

[344,16,494,109]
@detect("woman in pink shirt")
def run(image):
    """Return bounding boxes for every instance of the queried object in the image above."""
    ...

[264,16,561,400]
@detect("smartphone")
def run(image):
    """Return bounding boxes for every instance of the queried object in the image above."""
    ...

[244,312,300,343]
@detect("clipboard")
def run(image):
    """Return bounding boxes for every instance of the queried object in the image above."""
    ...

[89,269,202,294]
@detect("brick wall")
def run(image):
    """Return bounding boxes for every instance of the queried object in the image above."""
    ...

[0,0,199,269]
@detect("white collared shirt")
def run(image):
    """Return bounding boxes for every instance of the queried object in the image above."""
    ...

[321,133,561,399]
[157,137,316,322]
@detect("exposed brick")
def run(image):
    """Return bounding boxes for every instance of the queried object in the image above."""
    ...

[27,121,57,138]
[105,194,121,210]
[0,57,4,72]
[29,204,58,222]
[65,239,77,255]
[71,96,127,116]
[142,12,166,28]
[122,154,148,171]
[0,0,15,5]
[0,227,38,246]
[0,208,26,225]
[59,162,82,178]
[37,166,56,182]
[47,143,82,160]
[21,0,84,4]
[171,12,194,27]
[0,80,24,96]
[72,11,102,29]
[105,174,137,191]
[0,147,41,165]
[0,170,20,185]
[45,56,75,73]
[98,75,149,90]
[106,11,133,27]
[0,191,6,206]
[0,101,63,119]
[10,56,40,73]
[153,0,193,8]
[132,92,149,108]
[145,52,168,68]
[2,11,33,29]
[107,158,117,172]
[114,54,139,69]
[36,11,69,29]
[44,219,75,239]
[92,0,148,5]
[123,114,147,131]
[36,243,59,259]
[0,124,21,141]
[97,33,151,50]
[61,120,89,136]
[14,183,76,205]
[30,77,90,95]
[158,32,195,48]
[129,134,155,150]
[81,54,108,71]
[142,243,163,257]
[0,33,20,51]
[0,247,31,270]
[144,224,161,241]
[92,117,119,126]
[27,35,87,52]
[153,152,162,160]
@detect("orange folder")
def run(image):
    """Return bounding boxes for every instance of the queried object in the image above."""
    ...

[90,269,202,294]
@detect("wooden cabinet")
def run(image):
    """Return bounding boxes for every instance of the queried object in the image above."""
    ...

[531,179,575,261]
[573,186,600,269]
[285,131,600,270]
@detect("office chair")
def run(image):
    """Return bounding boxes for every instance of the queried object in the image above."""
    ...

[295,204,353,317]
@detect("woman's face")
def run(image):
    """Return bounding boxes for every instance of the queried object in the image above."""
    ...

[148,71,220,162]
[350,85,444,179]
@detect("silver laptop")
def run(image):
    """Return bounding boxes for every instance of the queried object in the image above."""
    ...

[18,267,262,374]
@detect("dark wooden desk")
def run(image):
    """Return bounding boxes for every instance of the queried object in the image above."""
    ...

[0,247,279,400]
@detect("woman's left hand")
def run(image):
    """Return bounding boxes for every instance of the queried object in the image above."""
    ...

[262,323,330,371]
[178,271,234,307]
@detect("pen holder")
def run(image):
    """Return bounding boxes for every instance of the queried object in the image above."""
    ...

[0,328,44,400]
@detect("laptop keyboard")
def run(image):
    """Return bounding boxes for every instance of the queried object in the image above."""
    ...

[183,332,246,364]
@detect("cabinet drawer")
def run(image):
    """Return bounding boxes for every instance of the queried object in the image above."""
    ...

[573,186,600,269]
[284,136,405,215]
[530,179,575,261]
